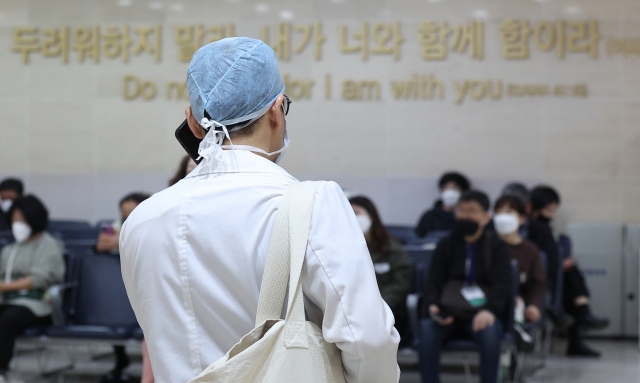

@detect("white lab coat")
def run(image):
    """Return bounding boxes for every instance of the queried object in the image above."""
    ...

[120,150,400,383]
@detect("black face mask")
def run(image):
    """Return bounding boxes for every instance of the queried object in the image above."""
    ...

[536,216,551,225]
[455,219,480,237]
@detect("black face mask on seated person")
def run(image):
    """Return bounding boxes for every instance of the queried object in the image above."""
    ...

[454,219,480,237]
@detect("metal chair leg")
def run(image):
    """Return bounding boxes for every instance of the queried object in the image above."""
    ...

[463,358,473,383]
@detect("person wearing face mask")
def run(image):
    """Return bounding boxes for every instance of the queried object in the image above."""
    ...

[0,179,24,234]
[0,195,65,383]
[500,182,559,297]
[530,185,609,357]
[493,196,545,324]
[349,196,413,342]
[119,38,400,383]
[420,190,512,383]
[415,172,471,238]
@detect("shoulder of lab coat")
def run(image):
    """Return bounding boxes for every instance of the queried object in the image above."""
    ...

[303,181,400,383]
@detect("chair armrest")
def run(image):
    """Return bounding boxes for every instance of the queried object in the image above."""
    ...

[406,292,423,342]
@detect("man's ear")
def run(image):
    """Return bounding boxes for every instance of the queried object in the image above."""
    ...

[185,106,205,139]
[267,95,285,130]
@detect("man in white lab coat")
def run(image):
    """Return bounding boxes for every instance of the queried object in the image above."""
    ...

[120,37,400,383]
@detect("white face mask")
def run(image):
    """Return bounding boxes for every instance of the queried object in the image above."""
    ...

[441,189,461,207]
[494,213,521,236]
[12,222,32,243]
[356,214,372,234]
[0,199,12,213]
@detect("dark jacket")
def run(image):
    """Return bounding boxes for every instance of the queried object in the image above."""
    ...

[424,232,512,317]
[415,201,456,238]
[525,219,559,291]
[370,240,413,312]
[0,209,9,232]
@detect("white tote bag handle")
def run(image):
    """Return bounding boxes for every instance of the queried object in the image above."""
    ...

[255,181,322,334]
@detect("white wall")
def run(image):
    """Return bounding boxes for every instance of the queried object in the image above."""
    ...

[0,0,639,227]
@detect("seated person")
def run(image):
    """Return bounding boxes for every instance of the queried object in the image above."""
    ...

[415,171,471,238]
[493,195,545,324]
[530,185,608,357]
[96,192,150,253]
[95,192,149,383]
[349,196,413,342]
[0,179,24,233]
[420,190,512,383]
[0,195,65,382]
[501,182,559,295]
[500,182,530,213]
[168,155,198,187]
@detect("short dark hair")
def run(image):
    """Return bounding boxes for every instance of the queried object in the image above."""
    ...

[501,182,530,205]
[438,172,471,192]
[206,110,262,140]
[495,195,527,216]
[530,185,560,211]
[226,116,262,139]
[8,195,49,234]
[120,192,150,207]
[0,178,24,196]
[348,195,390,253]
[459,190,490,212]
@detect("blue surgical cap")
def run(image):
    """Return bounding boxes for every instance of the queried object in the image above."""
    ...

[187,37,285,127]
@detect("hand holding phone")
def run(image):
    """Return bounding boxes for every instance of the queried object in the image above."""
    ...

[101,225,115,235]
[429,304,454,326]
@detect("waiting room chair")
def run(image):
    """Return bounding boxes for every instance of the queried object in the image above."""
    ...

[386,225,419,245]
[404,245,437,349]
[48,220,93,232]
[46,252,138,341]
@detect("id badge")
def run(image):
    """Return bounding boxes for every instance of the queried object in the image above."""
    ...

[460,285,487,307]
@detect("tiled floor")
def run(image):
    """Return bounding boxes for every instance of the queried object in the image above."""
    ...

[10,339,640,383]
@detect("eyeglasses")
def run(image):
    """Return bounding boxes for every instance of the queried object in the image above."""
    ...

[282,95,292,116]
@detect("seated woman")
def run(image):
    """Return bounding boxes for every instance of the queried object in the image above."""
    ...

[493,195,546,324]
[0,195,65,381]
[349,196,412,340]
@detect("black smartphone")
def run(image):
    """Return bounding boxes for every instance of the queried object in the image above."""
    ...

[175,119,203,164]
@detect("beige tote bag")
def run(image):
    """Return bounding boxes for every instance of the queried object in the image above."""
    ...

[188,181,348,383]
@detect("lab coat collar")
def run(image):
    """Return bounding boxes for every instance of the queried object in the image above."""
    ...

[186,149,295,179]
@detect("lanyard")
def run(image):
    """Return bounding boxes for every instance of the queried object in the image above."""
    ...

[464,243,479,286]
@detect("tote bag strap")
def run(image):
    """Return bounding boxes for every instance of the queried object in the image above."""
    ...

[255,181,322,329]
[282,181,322,348]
